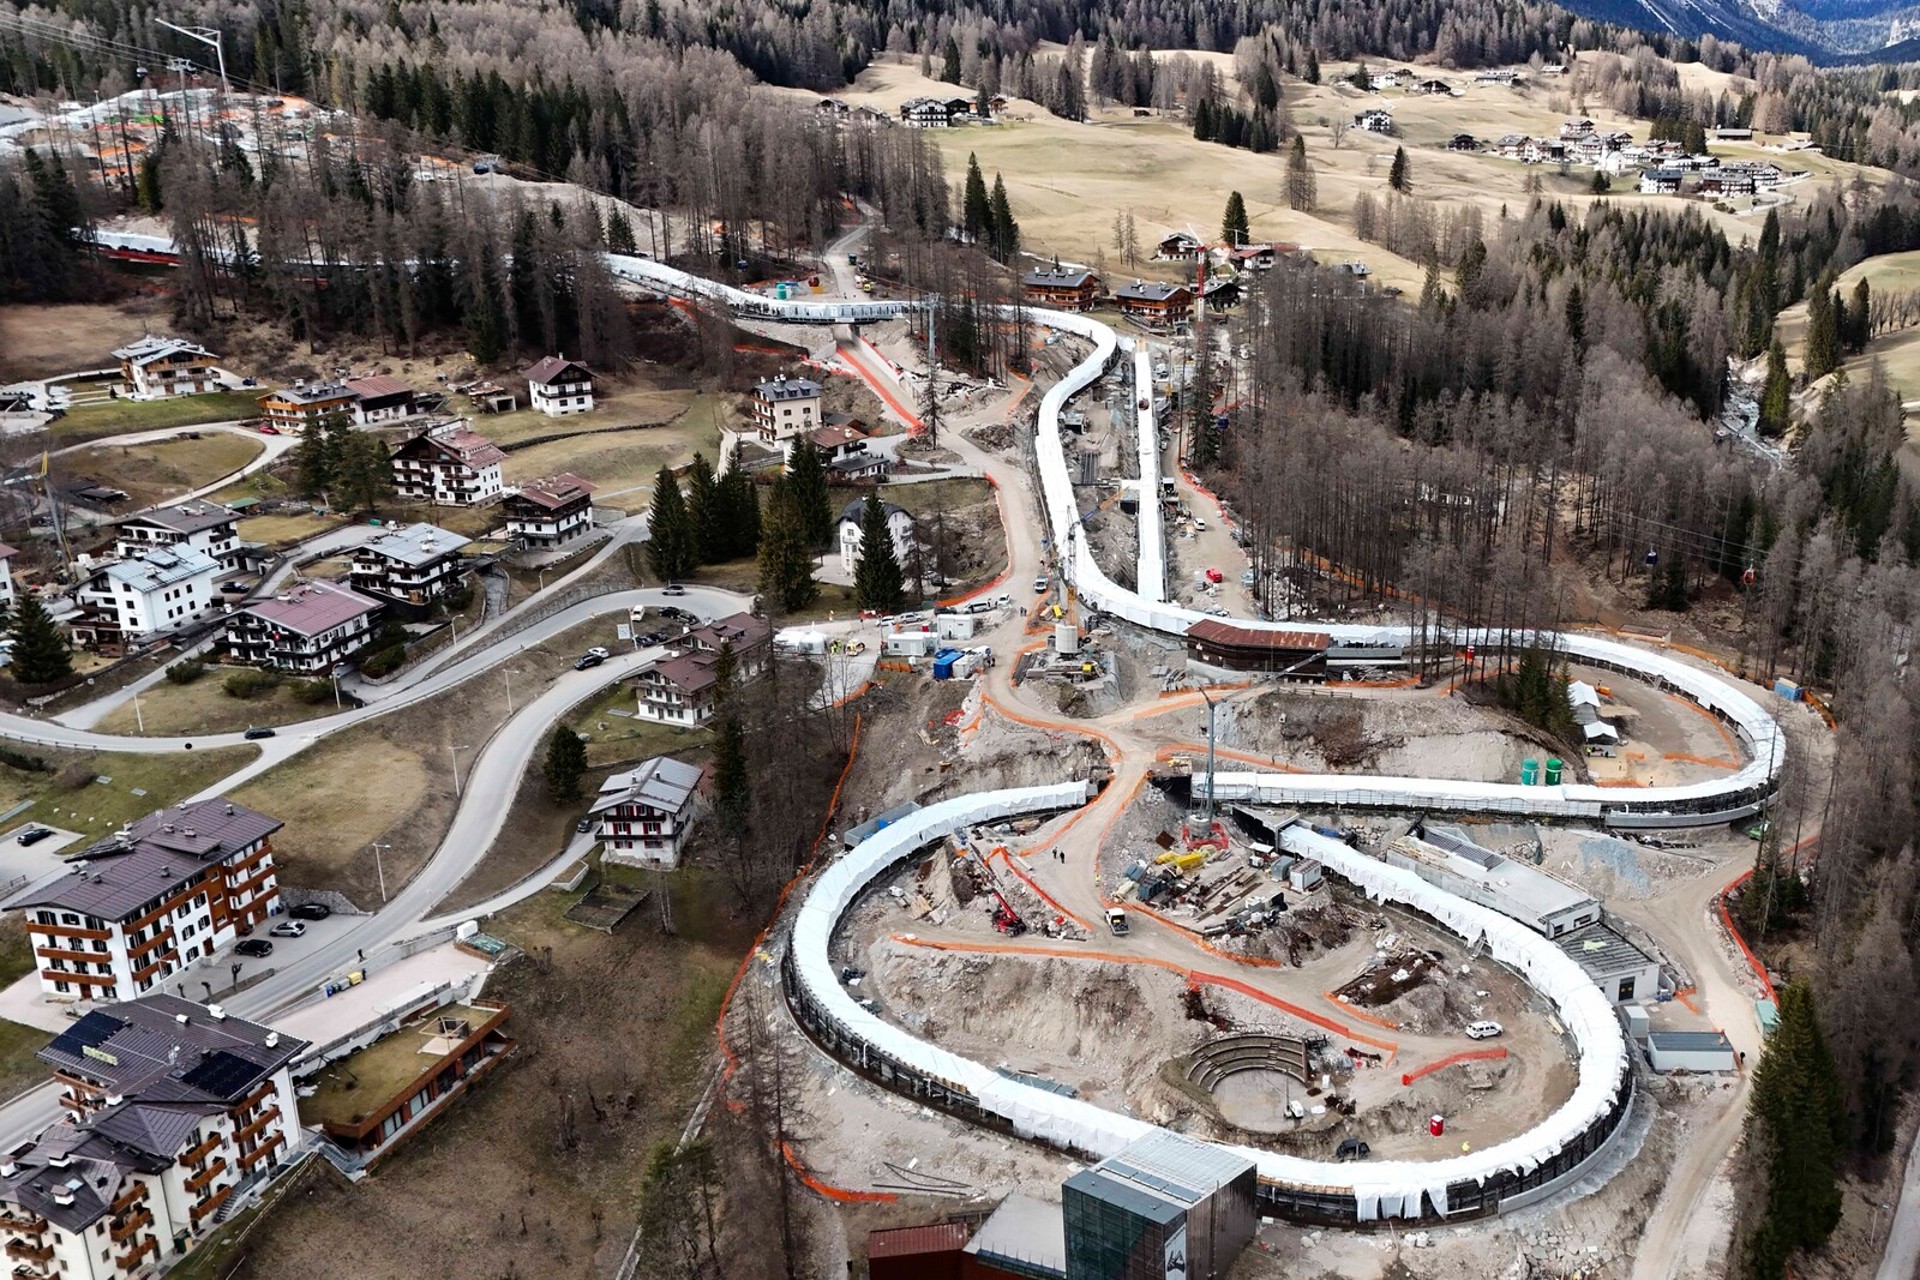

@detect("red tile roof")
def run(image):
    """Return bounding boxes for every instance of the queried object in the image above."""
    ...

[1186,620,1330,651]
[343,374,413,399]
[512,472,596,510]
[867,1222,972,1258]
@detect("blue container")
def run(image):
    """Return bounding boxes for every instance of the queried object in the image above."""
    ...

[932,648,962,679]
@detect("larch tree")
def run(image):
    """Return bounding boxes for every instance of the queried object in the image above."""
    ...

[1284,136,1316,211]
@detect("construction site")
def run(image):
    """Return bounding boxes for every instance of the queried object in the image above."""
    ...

[599,255,1833,1279]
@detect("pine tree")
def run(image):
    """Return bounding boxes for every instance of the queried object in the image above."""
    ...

[466,255,507,364]
[543,723,587,802]
[757,478,818,614]
[1805,283,1840,380]
[784,438,832,547]
[1565,283,1586,348]
[684,452,722,565]
[988,174,1019,264]
[1221,190,1250,245]
[962,153,992,245]
[1589,169,1610,193]
[606,206,637,256]
[1388,146,1410,192]
[1758,340,1792,439]
[1304,48,1320,84]
[852,496,907,613]
[712,711,749,830]
[1848,277,1872,353]
[8,593,70,685]
[1284,136,1316,211]
[646,465,694,581]
[717,444,760,559]
[940,35,962,85]
[1741,982,1847,1280]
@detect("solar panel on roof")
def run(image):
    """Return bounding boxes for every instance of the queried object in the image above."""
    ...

[47,1011,125,1058]
[177,1050,261,1098]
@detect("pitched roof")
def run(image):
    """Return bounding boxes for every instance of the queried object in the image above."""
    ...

[342,374,413,400]
[809,423,867,451]
[1023,267,1095,289]
[122,501,237,537]
[38,994,307,1103]
[755,374,822,402]
[354,522,470,567]
[4,798,283,921]
[838,495,908,525]
[238,579,382,636]
[1113,281,1192,303]
[100,544,218,593]
[642,651,720,697]
[589,755,704,816]
[525,355,592,385]
[685,612,771,654]
[1186,620,1330,652]
[111,335,214,366]
[262,381,355,406]
[397,427,507,470]
[510,473,596,511]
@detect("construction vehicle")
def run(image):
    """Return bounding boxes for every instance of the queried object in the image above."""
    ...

[1105,908,1130,936]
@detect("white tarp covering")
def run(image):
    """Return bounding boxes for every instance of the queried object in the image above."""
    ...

[1134,344,1167,602]
[790,787,1630,1221]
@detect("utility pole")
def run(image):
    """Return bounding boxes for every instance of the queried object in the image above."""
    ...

[1199,685,1219,824]
[449,744,472,797]
[922,294,940,446]
[370,842,392,903]
[156,21,227,94]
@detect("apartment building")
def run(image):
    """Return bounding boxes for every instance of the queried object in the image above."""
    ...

[0,995,308,1280]
[256,381,357,433]
[111,337,220,400]
[72,545,220,646]
[591,756,705,868]
[503,474,595,548]
[389,426,507,506]
[524,356,595,417]
[113,502,241,570]
[348,523,470,609]
[225,581,381,673]
[3,799,285,1002]
[751,374,823,444]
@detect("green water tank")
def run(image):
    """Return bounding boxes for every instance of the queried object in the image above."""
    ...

[1545,757,1563,786]
[1520,758,1540,786]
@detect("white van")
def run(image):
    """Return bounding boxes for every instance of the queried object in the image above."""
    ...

[1465,1020,1504,1040]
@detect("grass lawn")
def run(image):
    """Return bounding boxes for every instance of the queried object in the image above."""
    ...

[52,391,263,445]
[58,433,264,509]
[93,671,343,736]
[476,383,707,447]
[503,408,724,504]
[0,744,262,843]
[0,303,162,382]
[0,921,47,1103]
[566,682,710,768]
[688,556,856,620]
[237,509,342,548]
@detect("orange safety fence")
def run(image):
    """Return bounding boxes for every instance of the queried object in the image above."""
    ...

[1662,752,1740,770]
[1326,994,1401,1030]
[838,339,925,434]
[1400,1047,1508,1086]
[1673,986,1700,1014]
[1160,741,1307,774]
[780,1141,898,1204]
[993,847,1094,932]
[891,934,1396,1057]
[981,692,1122,759]
[1804,690,1837,729]
[1717,867,1776,1004]
[875,660,914,673]
[1665,694,1743,760]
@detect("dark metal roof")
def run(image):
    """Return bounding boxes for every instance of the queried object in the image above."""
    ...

[4,798,283,921]
[37,993,308,1103]
[120,501,237,537]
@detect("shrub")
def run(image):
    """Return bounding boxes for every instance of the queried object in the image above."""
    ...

[165,660,207,685]
[222,669,279,700]
[0,747,48,775]
[359,646,407,679]
[54,762,94,791]
[441,586,474,612]
[291,679,336,705]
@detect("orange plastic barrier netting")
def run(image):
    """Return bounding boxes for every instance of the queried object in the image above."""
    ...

[1399,1046,1508,1086]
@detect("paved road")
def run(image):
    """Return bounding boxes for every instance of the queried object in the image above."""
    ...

[1877,1126,1920,1280]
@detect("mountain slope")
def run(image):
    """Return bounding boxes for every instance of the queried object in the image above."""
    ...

[1560,0,1916,58]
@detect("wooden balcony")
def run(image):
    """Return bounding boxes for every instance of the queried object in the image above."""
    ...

[33,946,103,965]
[28,925,109,941]
[115,1236,156,1269]
[238,1131,283,1169]
[0,1210,47,1232]
[109,1183,145,1215]
[189,1184,231,1223]
[184,1157,226,1193]
[109,1206,152,1243]
[179,1132,221,1165]
[234,1107,278,1143]
[6,1238,53,1264]
[132,950,180,984]
[126,929,175,958]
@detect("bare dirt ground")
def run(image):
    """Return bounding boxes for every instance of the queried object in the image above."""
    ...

[0,301,166,381]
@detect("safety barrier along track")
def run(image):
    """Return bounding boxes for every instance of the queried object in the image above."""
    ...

[92,232,1755,1222]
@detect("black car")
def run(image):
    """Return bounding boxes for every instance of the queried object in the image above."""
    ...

[234,938,274,958]
[243,726,277,740]
[221,581,251,594]
[574,653,605,671]
[289,902,332,921]
[575,818,592,834]
[1335,1138,1371,1161]
[14,826,53,847]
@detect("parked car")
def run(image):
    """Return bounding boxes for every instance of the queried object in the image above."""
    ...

[268,921,306,938]
[574,653,605,671]
[257,423,279,435]
[14,826,53,847]
[234,939,274,958]
[584,646,610,660]
[1465,1020,1504,1040]
[1204,568,1224,584]
[575,818,592,834]
[243,726,276,740]
[662,584,687,597]
[221,581,251,594]
[289,902,332,921]
[1335,1138,1371,1161]
[1240,569,1257,587]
